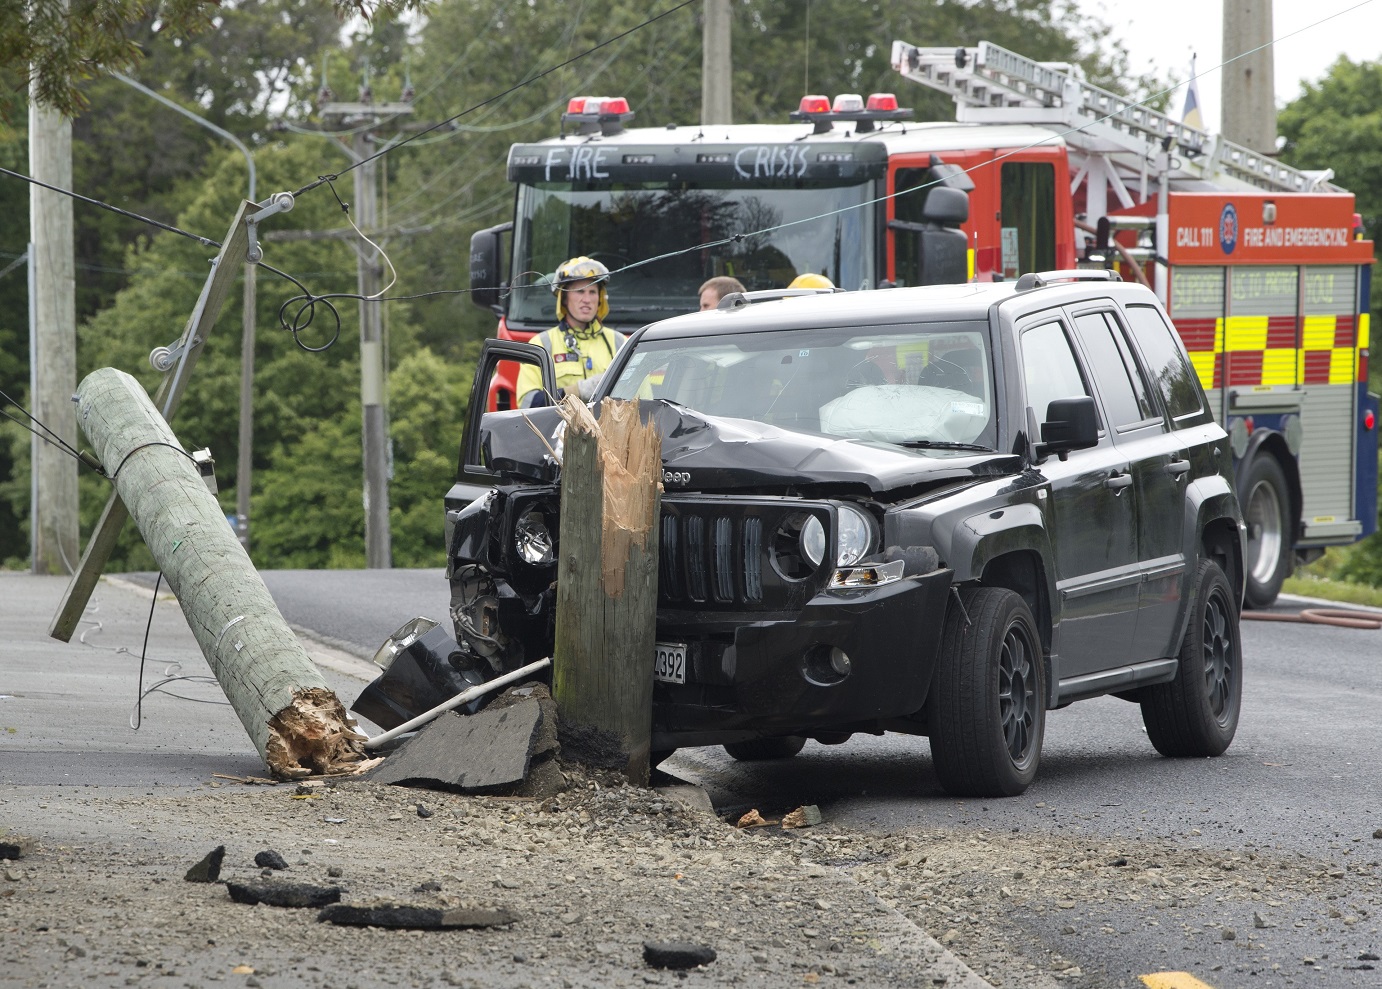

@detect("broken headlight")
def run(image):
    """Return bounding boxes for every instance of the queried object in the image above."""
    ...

[372,616,440,669]
[514,510,555,565]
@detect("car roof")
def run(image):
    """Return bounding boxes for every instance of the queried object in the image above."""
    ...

[633,279,1159,340]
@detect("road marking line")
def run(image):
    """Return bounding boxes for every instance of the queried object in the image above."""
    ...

[1140,973,1217,989]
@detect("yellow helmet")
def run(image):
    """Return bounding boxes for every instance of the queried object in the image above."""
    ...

[788,272,834,290]
[552,256,611,322]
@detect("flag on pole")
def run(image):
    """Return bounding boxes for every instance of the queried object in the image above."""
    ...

[1182,54,1205,131]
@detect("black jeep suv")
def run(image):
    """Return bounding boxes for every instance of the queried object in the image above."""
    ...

[443,270,1246,797]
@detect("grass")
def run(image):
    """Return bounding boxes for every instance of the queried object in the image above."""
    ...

[1282,573,1382,609]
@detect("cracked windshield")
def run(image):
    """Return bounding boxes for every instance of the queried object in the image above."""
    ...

[608,321,996,450]
[506,181,875,323]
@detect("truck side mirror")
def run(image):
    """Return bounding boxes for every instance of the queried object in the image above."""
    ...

[469,222,513,314]
[889,186,971,287]
[1036,396,1099,461]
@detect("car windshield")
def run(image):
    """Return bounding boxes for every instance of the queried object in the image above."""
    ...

[608,320,997,449]
[507,181,877,325]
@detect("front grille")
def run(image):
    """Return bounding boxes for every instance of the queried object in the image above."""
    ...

[658,499,829,609]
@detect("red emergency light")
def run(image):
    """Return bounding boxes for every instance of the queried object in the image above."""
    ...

[562,95,635,136]
[1366,409,1376,431]
[790,92,914,133]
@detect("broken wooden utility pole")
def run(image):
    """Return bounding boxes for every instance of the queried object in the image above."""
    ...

[551,396,662,785]
[74,367,367,779]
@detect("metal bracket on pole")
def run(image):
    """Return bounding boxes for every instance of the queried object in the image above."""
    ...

[244,191,296,265]
[50,200,253,642]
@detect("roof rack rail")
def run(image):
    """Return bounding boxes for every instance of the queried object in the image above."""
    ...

[1014,269,1122,292]
[717,287,842,310]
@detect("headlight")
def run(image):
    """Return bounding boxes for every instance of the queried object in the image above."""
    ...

[800,516,826,567]
[514,510,555,565]
[835,504,874,566]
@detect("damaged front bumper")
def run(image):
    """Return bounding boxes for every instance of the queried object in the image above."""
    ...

[649,567,952,749]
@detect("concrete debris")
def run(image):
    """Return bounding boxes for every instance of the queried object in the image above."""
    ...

[183,845,225,883]
[781,805,823,829]
[0,834,35,860]
[735,809,770,828]
[642,941,717,969]
[254,850,289,870]
[226,879,342,908]
[368,685,562,797]
[318,896,518,929]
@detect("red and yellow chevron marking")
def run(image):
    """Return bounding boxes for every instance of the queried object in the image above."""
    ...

[1175,313,1367,389]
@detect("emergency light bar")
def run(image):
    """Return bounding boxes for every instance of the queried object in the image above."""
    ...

[790,92,913,134]
[562,96,636,137]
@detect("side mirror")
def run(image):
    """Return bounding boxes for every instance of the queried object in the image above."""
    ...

[457,339,558,482]
[469,222,512,313]
[921,186,969,226]
[1036,396,1099,461]
[888,185,971,287]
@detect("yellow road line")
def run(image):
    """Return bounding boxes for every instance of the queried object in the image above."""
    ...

[1140,973,1217,989]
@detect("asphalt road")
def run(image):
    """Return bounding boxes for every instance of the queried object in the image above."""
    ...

[226,568,1382,989]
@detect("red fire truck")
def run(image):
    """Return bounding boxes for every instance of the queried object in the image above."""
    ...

[467,41,1378,607]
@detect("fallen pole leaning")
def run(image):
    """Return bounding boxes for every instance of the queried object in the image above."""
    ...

[74,367,367,778]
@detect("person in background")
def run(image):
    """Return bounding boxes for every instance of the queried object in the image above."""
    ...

[698,275,747,311]
[517,256,627,407]
[788,272,835,290]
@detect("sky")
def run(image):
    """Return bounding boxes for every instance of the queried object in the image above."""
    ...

[1072,0,1382,132]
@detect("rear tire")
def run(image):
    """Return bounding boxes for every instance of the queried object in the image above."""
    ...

[723,736,807,761]
[1241,454,1291,609]
[1140,559,1241,757]
[927,587,1045,797]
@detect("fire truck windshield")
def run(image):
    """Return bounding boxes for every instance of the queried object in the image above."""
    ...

[506,180,876,326]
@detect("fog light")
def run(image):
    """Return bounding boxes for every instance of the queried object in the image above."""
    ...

[372,616,440,669]
[803,643,851,686]
[829,647,851,676]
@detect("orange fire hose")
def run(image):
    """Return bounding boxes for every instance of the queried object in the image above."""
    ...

[1242,608,1382,630]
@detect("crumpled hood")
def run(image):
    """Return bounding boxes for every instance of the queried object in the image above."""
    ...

[478,401,1021,497]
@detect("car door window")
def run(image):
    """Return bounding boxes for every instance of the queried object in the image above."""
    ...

[1124,304,1206,424]
[1020,320,1089,422]
[1073,311,1157,429]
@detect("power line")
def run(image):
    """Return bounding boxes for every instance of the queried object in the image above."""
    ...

[289,0,700,198]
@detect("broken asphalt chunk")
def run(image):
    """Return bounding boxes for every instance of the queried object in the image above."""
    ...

[0,834,35,860]
[643,941,717,969]
[254,850,289,871]
[318,897,517,929]
[226,879,342,908]
[367,697,544,793]
[184,845,225,883]
[781,805,823,829]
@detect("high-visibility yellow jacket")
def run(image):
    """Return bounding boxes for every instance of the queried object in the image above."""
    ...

[516,320,626,405]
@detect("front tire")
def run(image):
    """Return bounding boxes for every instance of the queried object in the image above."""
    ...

[723,736,807,761]
[927,587,1045,797]
[1140,559,1242,757]
[1241,454,1291,609]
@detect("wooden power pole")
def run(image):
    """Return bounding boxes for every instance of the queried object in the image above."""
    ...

[551,397,662,785]
[1222,0,1276,154]
[701,0,732,126]
[74,367,367,778]
[28,68,78,575]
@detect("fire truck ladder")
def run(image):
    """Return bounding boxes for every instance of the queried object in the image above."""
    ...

[891,40,1339,207]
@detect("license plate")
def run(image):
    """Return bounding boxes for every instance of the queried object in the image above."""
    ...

[653,642,687,684]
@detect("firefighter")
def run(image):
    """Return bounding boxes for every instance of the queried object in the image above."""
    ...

[698,275,746,310]
[517,256,627,407]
